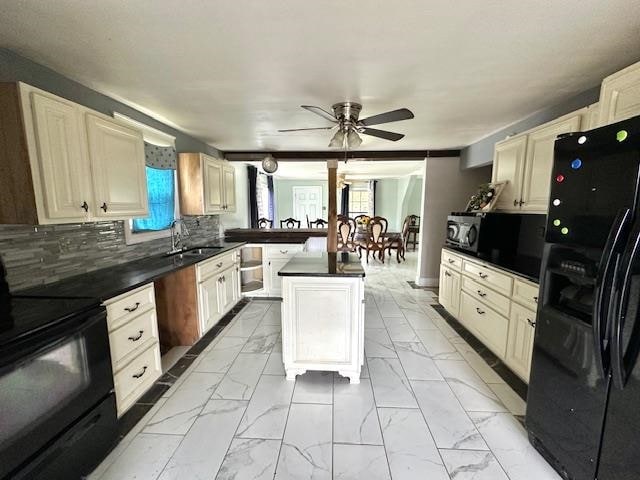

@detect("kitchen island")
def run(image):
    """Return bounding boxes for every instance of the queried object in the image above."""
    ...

[278,252,365,383]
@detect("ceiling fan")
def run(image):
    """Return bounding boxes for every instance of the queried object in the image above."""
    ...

[278,102,414,149]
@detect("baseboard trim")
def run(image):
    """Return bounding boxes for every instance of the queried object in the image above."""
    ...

[416,277,439,287]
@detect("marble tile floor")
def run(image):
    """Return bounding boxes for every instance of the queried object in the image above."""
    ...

[90,252,560,480]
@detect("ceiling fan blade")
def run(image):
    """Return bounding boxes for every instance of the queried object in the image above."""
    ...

[301,105,338,123]
[360,127,405,142]
[358,108,414,126]
[278,127,335,132]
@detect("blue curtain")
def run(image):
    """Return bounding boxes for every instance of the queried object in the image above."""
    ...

[132,167,175,232]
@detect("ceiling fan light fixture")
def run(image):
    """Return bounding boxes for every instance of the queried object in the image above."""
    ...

[347,129,362,148]
[261,154,278,174]
[329,129,346,148]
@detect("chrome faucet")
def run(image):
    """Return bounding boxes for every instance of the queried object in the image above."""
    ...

[168,219,190,254]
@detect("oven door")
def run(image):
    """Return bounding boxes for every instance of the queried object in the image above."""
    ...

[0,307,114,479]
[446,217,480,252]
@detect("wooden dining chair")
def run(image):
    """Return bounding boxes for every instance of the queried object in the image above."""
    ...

[407,214,420,250]
[385,215,411,263]
[309,218,328,228]
[257,217,273,228]
[337,217,356,252]
[280,217,301,228]
[357,216,388,263]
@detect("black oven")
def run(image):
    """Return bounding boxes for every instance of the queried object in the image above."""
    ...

[0,299,117,480]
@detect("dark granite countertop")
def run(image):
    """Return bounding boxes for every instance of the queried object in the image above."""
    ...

[443,246,540,283]
[15,241,245,301]
[278,252,365,278]
[224,228,327,244]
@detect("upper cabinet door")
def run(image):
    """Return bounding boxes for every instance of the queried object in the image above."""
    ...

[520,113,583,212]
[491,135,527,211]
[223,164,236,212]
[30,92,91,222]
[86,114,148,218]
[598,61,640,126]
[203,156,224,214]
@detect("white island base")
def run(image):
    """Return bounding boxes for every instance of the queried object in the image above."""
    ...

[279,255,365,384]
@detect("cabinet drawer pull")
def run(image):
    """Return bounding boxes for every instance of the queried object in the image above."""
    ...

[533,296,538,303]
[128,330,144,342]
[527,319,537,328]
[513,199,518,207]
[216,262,223,268]
[132,366,147,379]
[477,290,487,297]
[448,258,455,264]
[444,271,451,277]
[80,201,89,212]
[476,307,485,315]
[124,302,140,313]
[519,199,525,206]
[100,202,108,212]
[478,272,488,279]
[280,250,289,254]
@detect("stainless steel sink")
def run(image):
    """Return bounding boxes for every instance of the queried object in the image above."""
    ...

[165,246,223,259]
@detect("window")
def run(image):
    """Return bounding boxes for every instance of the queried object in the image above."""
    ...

[132,167,176,232]
[349,189,370,216]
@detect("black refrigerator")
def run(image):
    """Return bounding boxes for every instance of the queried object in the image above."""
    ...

[526,115,640,480]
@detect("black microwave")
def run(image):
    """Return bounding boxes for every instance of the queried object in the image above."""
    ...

[445,212,523,254]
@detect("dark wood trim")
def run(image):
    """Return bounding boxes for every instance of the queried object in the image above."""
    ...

[224,150,460,162]
[327,160,338,253]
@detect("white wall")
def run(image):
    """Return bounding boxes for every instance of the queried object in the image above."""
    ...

[416,158,491,286]
[220,162,249,229]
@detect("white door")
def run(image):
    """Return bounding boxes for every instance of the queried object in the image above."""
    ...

[30,92,91,222]
[86,114,148,218]
[491,135,527,211]
[506,303,537,382]
[222,164,236,212]
[203,156,224,214]
[293,186,322,223]
[521,113,583,212]
[198,275,222,334]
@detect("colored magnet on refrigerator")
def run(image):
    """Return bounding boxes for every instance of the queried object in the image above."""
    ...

[556,174,565,183]
[617,130,628,142]
[571,159,582,170]
[553,219,561,226]
[561,227,569,235]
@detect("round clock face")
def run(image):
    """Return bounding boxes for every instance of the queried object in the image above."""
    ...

[262,156,278,174]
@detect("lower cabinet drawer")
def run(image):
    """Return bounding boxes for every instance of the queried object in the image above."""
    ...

[461,275,510,317]
[265,244,304,259]
[462,259,513,297]
[197,251,237,282]
[459,291,508,359]
[114,342,162,416]
[109,309,159,371]
[106,283,155,332]
[512,278,540,310]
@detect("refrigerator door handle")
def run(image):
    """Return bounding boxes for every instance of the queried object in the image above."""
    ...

[612,220,640,389]
[594,208,631,376]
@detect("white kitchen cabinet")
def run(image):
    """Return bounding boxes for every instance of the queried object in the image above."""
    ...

[281,275,365,384]
[439,264,461,318]
[506,302,537,382]
[218,265,238,314]
[178,153,236,215]
[491,135,527,211]
[459,291,509,359]
[86,113,148,218]
[492,110,586,213]
[198,273,223,334]
[266,258,290,297]
[29,92,92,222]
[1,82,148,224]
[222,164,237,212]
[520,112,584,212]
[586,102,600,129]
[598,60,640,126]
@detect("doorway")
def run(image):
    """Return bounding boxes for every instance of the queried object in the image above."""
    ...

[293,186,323,222]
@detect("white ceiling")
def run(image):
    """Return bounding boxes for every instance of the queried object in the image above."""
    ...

[247,160,424,180]
[1,1,639,151]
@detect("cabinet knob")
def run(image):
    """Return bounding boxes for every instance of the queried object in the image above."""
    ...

[80,201,89,212]
[519,199,525,206]
[477,290,487,297]
[100,202,108,212]
[527,319,537,328]
[476,307,485,315]
[513,199,518,207]
[533,296,538,303]
[478,272,488,279]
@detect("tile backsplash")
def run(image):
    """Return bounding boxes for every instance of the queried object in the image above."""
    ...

[0,216,220,291]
